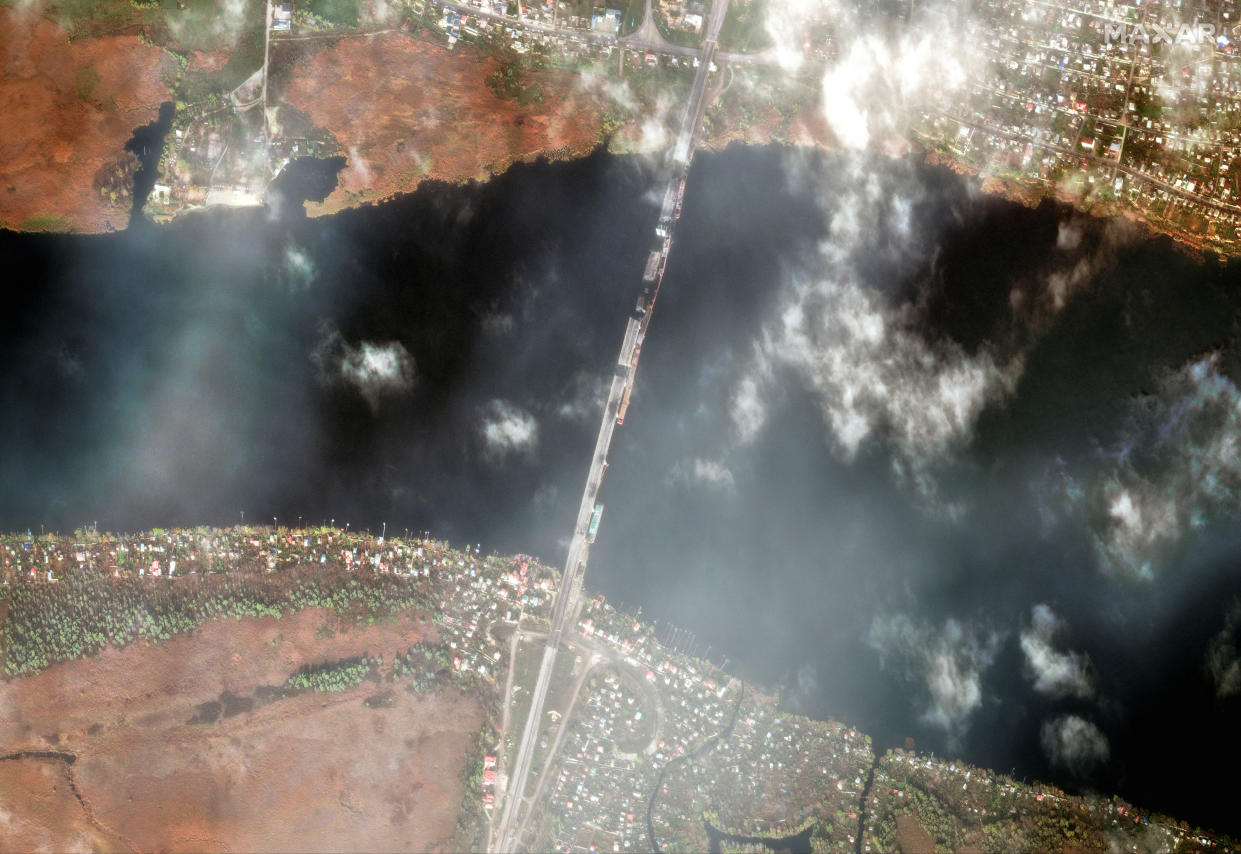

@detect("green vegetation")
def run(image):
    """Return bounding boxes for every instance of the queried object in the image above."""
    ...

[51,0,148,39]
[454,726,495,851]
[1,569,432,676]
[653,8,702,48]
[16,214,73,232]
[286,656,374,692]
[394,641,450,692]
[598,110,627,144]
[214,2,267,91]
[718,0,772,52]
[304,0,359,26]
[486,62,544,105]
[619,0,644,37]
[73,66,99,102]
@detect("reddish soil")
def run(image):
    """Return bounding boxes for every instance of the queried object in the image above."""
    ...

[187,49,228,74]
[0,758,106,852]
[0,608,486,853]
[0,7,174,232]
[280,32,613,215]
[894,814,935,854]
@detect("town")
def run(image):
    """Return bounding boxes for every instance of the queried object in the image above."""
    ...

[133,0,1241,257]
[1,525,1232,852]
[146,0,758,223]
[914,0,1241,254]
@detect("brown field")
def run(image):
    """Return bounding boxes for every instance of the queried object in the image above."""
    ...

[894,814,936,854]
[0,607,486,853]
[279,32,615,215]
[0,7,174,233]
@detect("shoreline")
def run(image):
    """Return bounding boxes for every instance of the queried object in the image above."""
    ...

[7,136,1228,269]
[2,524,1234,848]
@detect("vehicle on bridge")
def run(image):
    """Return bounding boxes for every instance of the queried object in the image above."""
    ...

[587,504,604,543]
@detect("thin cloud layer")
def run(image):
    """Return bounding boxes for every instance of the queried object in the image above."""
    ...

[479,399,539,459]
[668,456,736,492]
[1207,601,1241,699]
[1040,714,1109,774]
[732,155,1023,508]
[756,0,978,152]
[281,243,316,291]
[1089,353,1241,579]
[1019,604,1094,699]
[313,330,416,412]
[869,613,1003,737]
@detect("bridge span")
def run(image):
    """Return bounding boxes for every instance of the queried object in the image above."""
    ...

[490,3,730,848]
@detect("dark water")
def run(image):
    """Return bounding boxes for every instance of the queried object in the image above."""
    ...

[267,155,348,216]
[4,145,1241,835]
[704,821,814,853]
[124,101,175,225]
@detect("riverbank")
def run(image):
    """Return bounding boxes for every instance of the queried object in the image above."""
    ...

[2,1,1230,266]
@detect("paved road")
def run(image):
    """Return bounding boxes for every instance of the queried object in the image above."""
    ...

[432,0,768,64]
[490,1,730,850]
[492,325,635,852]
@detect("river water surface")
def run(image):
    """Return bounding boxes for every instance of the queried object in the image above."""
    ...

[4,144,1241,834]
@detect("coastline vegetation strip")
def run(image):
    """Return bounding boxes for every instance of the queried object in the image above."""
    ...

[1,568,435,677]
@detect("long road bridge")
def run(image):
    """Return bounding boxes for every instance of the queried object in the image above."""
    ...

[489,0,730,849]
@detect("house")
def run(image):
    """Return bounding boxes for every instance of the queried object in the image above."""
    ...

[591,10,621,33]
[272,1,291,30]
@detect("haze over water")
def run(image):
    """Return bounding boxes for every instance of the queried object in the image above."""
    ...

[5,145,1241,835]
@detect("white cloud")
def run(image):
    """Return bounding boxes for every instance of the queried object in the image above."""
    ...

[313,331,416,412]
[346,144,373,186]
[361,0,403,26]
[1207,601,1241,699]
[1040,714,1109,774]
[281,243,316,291]
[1019,604,1093,698]
[818,29,968,153]
[164,0,250,48]
[735,252,1022,507]
[556,371,607,422]
[480,399,539,458]
[573,67,681,160]
[731,372,768,443]
[668,456,736,491]
[1022,218,1131,317]
[869,613,1002,737]
[748,0,978,151]
[1056,222,1082,252]
[1089,353,1241,579]
[760,276,1019,464]
[692,457,735,489]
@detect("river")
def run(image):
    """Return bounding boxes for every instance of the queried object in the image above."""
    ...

[3,143,1241,835]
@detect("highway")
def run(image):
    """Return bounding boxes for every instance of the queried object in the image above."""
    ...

[489,0,729,850]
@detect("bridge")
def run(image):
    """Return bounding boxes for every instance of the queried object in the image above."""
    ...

[489,0,730,849]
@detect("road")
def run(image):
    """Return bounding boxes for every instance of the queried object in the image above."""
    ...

[936,112,1241,217]
[491,325,634,852]
[490,1,730,850]
[430,0,768,64]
